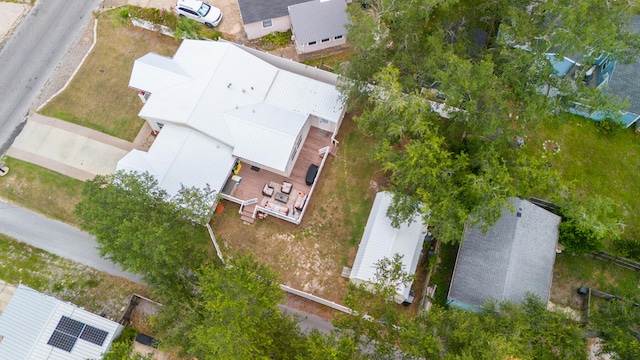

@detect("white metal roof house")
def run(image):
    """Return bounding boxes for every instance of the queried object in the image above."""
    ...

[120,40,345,223]
[447,198,561,311]
[0,285,123,359]
[350,192,427,304]
[237,0,310,40]
[288,0,351,55]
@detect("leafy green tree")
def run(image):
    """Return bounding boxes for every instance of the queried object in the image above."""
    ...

[153,255,307,359]
[331,256,586,359]
[74,171,213,294]
[343,0,639,243]
[592,300,640,360]
[558,195,623,254]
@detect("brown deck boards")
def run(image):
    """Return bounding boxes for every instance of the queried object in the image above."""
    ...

[231,127,332,219]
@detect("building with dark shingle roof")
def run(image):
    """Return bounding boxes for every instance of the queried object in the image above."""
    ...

[447,198,561,311]
[289,0,351,54]
[607,15,640,130]
[237,0,310,40]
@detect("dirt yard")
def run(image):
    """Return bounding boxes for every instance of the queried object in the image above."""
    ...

[211,115,381,305]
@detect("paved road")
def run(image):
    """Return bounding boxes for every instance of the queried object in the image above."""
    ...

[0,200,142,282]
[279,305,335,335]
[0,0,104,155]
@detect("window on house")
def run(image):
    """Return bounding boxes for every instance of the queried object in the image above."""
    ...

[334,35,343,40]
[309,41,317,46]
[262,19,272,28]
[321,38,330,43]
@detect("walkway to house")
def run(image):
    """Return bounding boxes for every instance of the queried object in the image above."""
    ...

[5,114,144,181]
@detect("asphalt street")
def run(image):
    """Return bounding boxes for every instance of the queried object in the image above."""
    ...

[0,0,103,155]
[0,199,142,282]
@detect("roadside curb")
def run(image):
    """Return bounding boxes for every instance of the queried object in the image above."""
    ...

[36,19,99,112]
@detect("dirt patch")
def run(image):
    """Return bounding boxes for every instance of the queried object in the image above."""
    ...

[211,114,380,305]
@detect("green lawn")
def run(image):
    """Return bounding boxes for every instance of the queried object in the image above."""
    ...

[524,114,640,247]
[0,234,148,319]
[39,12,180,141]
[551,253,639,309]
[0,157,83,226]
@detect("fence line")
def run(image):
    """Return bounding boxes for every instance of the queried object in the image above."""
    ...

[591,251,640,271]
[280,284,353,314]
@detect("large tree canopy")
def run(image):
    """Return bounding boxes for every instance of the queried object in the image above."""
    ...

[343,0,636,243]
[152,255,307,359]
[74,171,215,294]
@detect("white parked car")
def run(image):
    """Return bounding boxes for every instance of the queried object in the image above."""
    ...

[175,0,222,28]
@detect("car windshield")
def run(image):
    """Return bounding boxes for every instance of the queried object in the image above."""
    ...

[197,3,210,17]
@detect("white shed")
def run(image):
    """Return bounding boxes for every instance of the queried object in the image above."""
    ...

[350,192,427,303]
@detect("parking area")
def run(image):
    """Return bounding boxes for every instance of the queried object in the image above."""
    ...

[103,0,245,39]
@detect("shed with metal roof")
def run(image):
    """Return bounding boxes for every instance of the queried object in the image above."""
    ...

[288,0,351,54]
[350,192,427,304]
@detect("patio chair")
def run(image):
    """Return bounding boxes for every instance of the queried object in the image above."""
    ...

[281,181,292,194]
[262,184,274,197]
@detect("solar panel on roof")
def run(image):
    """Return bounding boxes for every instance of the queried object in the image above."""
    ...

[80,325,109,346]
[56,316,85,337]
[47,330,77,352]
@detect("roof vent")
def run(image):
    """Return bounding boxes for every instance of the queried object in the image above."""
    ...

[242,89,246,93]
[251,86,254,90]
[516,212,521,218]
[227,83,232,88]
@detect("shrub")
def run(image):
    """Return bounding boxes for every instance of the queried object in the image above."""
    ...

[259,30,292,50]
[614,238,640,261]
[596,118,623,135]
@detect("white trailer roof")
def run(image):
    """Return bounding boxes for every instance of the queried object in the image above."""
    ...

[350,192,426,302]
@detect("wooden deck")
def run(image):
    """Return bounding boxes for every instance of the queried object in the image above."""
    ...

[229,127,333,222]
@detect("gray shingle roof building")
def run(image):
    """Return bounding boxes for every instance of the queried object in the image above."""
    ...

[447,198,561,311]
[288,0,350,45]
[608,15,640,122]
[237,0,310,24]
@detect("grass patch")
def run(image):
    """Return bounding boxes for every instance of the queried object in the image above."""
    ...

[0,157,83,225]
[0,233,148,319]
[39,11,181,141]
[259,30,292,50]
[429,243,458,307]
[302,51,352,72]
[550,253,639,309]
[524,114,640,248]
[211,114,380,302]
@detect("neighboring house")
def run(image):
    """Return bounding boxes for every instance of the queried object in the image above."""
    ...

[237,0,309,40]
[288,0,350,54]
[119,40,345,224]
[543,15,640,129]
[349,192,427,304]
[447,198,561,311]
[0,284,123,359]
[607,15,640,130]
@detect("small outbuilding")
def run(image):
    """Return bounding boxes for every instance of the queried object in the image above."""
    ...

[0,284,123,359]
[288,0,351,54]
[447,198,561,311]
[350,192,427,304]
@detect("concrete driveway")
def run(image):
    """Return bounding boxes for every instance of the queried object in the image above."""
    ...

[6,114,132,181]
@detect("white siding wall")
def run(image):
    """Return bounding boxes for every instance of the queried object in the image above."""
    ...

[244,15,292,40]
[294,36,347,54]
